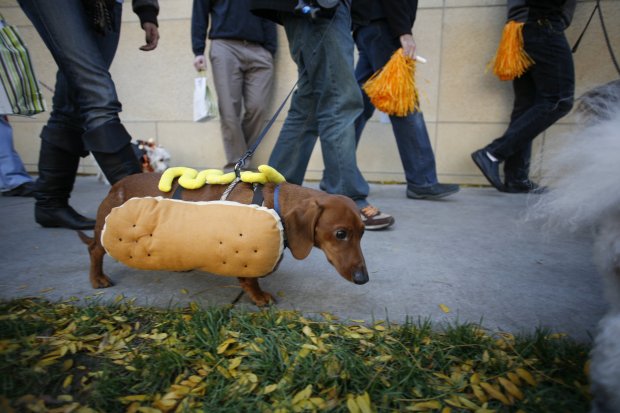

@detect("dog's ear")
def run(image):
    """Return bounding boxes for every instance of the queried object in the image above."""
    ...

[283,199,322,260]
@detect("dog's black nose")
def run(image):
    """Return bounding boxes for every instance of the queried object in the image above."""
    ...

[352,268,369,285]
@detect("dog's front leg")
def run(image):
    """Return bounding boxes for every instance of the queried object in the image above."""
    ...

[237,277,275,307]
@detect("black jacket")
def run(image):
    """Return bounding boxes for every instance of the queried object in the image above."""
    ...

[192,0,277,56]
[352,0,418,38]
[250,0,350,25]
[507,0,577,27]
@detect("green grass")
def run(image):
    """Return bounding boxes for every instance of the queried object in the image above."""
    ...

[0,297,592,412]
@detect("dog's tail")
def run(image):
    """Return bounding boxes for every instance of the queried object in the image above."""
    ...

[528,87,620,233]
[77,230,95,247]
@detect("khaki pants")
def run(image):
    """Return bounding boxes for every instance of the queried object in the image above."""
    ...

[209,39,274,168]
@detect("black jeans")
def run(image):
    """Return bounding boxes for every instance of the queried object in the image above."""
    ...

[486,17,575,182]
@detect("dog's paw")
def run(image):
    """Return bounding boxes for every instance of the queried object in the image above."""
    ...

[252,291,276,307]
[91,274,114,288]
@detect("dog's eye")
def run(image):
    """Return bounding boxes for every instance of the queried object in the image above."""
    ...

[335,229,348,240]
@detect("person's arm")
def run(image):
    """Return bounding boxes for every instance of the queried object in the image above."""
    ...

[132,0,160,51]
[191,0,211,70]
[381,0,417,58]
[262,19,278,56]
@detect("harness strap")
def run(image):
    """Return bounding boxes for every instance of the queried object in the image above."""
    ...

[220,176,241,201]
[251,183,264,206]
[171,184,184,200]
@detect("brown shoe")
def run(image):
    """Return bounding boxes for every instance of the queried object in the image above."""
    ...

[360,205,395,230]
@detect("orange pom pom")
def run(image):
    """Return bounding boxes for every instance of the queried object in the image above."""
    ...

[491,21,535,81]
[362,48,419,117]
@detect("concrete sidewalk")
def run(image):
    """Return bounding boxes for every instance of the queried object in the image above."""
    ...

[0,176,606,341]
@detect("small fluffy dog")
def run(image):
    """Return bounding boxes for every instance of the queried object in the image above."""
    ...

[133,139,171,173]
[96,139,171,183]
[529,80,620,413]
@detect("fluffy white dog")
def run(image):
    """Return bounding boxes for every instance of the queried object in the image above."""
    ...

[96,139,171,184]
[529,80,620,413]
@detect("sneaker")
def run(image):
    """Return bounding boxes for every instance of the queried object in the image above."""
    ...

[471,149,504,191]
[407,183,460,200]
[360,205,395,230]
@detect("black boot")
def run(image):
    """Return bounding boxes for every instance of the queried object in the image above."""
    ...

[34,137,96,230]
[83,122,141,185]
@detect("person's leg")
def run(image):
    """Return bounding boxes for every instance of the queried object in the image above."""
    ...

[19,0,139,228]
[19,0,140,186]
[485,18,574,162]
[34,138,96,229]
[210,39,246,168]
[267,71,319,185]
[474,18,573,192]
[241,43,275,164]
[390,111,437,188]
[352,27,378,147]
[503,70,535,184]
[282,7,369,207]
[0,117,34,195]
[355,21,456,198]
[18,0,122,129]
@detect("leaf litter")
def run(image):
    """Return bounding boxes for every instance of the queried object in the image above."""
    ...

[0,298,591,412]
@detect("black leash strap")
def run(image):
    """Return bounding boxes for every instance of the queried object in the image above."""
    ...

[571,1,598,53]
[233,79,299,177]
[572,0,620,76]
[251,183,265,206]
[233,7,340,177]
[596,0,620,76]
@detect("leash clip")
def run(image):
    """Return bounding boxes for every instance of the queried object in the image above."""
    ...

[234,150,253,179]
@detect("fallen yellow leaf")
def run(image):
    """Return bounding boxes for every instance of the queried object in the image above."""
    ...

[439,304,451,313]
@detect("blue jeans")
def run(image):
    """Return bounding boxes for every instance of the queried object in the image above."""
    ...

[354,20,438,189]
[18,0,124,149]
[486,17,574,181]
[268,5,369,207]
[0,117,33,192]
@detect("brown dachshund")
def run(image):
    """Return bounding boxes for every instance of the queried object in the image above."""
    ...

[78,173,368,306]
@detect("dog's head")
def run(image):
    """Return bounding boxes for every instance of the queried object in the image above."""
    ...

[135,139,171,173]
[282,194,368,285]
[146,146,171,173]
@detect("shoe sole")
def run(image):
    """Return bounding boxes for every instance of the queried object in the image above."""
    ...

[363,217,395,231]
[406,187,460,200]
[471,152,504,191]
[36,219,95,230]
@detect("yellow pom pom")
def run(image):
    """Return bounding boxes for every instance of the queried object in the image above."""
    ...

[362,48,419,117]
[491,21,535,81]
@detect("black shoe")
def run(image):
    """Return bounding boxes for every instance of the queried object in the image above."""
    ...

[407,183,460,200]
[503,179,547,194]
[471,149,504,191]
[2,182,35,197]
[35,205,96,230]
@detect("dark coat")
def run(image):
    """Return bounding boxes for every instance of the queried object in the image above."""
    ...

[351,0,418,38]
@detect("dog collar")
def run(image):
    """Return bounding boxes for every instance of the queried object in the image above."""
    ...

[273,184,282,216]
